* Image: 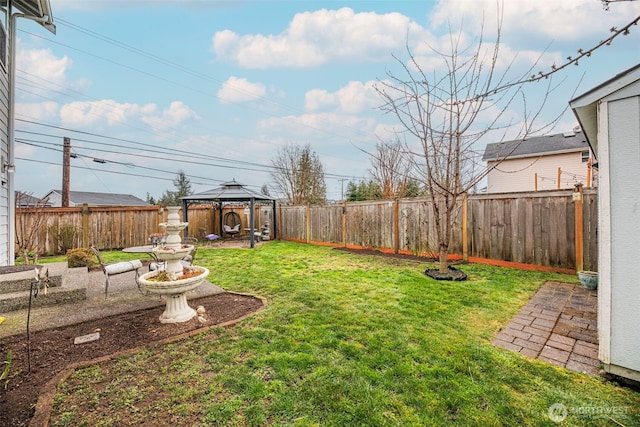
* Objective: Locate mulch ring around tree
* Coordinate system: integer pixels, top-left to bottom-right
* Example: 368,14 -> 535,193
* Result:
0,292 -> 265,427
424,266 -> 468,281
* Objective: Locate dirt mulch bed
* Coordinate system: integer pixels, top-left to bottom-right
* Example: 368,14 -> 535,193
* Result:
0,292 -> 265,427
333,247 -> 436,262
333,247 -> 468,265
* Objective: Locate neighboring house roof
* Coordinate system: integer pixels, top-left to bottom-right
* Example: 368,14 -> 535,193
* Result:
43,190 -> 150,207
570,63 -> 640,157
482,130 -> 589,162
15,191 -> 51,207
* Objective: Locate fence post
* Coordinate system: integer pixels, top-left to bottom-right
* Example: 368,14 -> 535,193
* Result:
393,198 -> 399,254
81,203 -> 90,248
277,203 -> 282,240
462,193 -> 468,262
574,183 -> 584,272
342,200 -> 347,248
306,203 -> 311,244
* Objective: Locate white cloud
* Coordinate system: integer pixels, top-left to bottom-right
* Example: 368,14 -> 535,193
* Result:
373,123 -> 405,141
217,76 -> 267,104
258,112 -> 376,141
15,101 -> 59,121
411,39 -> 562,77
16,43 -> 92,104
429,0 -> 640,42
142,101 -> 201,131
60,99 -> 146,126
305,80 -> 380,114
59,99 -> 199,131
14,141 -> 37,159
17,46 -> 71,87
212,7 -> 429,69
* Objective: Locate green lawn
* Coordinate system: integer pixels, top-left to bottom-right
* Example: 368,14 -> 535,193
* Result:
50,241 -> 640,426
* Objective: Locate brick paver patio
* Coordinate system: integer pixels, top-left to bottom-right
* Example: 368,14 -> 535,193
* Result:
492,281 -> 599,375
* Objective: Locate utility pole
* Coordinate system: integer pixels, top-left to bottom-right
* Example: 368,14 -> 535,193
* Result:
62,137 -> 70,207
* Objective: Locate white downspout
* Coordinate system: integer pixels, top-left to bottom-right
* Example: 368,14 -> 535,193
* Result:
7,11 -> 25,265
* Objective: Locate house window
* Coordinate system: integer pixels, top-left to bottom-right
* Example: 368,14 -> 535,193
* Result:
581,150 -> 590,163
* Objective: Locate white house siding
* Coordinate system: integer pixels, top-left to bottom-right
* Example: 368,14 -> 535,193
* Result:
486,151 -> 593,193
0,58 -> 8,266
607,94 -> 640,378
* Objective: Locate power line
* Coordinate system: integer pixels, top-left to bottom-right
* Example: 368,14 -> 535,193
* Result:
15,123 -> 366,180
17,136 -> 359,199
16,157 -> 186,183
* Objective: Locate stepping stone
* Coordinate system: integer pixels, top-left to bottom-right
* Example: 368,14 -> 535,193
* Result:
74,332 -> 100,345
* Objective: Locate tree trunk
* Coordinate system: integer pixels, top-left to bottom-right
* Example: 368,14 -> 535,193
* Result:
439,243 -> 448,274
21,249 -> 31,265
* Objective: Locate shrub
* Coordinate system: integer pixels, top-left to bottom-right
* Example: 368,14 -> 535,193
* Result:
48,224 -> 78,255
67,248 -> 96,268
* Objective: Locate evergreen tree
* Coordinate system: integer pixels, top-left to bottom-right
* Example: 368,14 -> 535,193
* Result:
157,170 -> 192,206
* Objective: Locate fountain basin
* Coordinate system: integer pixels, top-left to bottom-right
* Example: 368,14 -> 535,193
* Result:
152,245 -> 193,265
138,266 -> 210,323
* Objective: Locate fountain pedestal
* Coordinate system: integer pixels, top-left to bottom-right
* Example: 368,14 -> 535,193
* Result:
137,206 -> 210,323
162,294 -> 197,323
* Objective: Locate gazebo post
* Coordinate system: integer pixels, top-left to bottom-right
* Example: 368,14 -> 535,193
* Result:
249,198 -> 255,248
218,202 -> 223,239
181,199 -> 189,237
271,199 -> 277,240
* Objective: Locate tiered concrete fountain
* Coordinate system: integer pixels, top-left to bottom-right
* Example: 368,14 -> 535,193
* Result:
137,206 -> 210,323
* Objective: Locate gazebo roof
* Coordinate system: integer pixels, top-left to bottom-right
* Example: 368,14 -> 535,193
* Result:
181,179 -> 274,203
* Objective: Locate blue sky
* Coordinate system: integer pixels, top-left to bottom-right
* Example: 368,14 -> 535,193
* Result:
11,0 -> 640,202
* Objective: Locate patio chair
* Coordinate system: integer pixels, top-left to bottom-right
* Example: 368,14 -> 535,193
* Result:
91,246 -> 143,298
223,224 -> 241,239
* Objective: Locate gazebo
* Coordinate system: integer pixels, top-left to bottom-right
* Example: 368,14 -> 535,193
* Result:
180,180 -> 276,248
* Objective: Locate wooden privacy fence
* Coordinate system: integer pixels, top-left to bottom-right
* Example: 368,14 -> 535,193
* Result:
278,188 -> 598,273
15,204 -> 259,255
17,189 -> 597,272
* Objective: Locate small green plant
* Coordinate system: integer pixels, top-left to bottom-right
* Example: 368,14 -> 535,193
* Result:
66,248 -> 96,268
1,350 -> 12,389
48,224 -> 78,255
153,271 -> 169,282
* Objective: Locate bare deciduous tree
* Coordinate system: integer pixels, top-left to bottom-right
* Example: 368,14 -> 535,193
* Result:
15,193 -> 50,264
271,143 -> 327,205
368,137 -> 413,199
376,16 -> 558,275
